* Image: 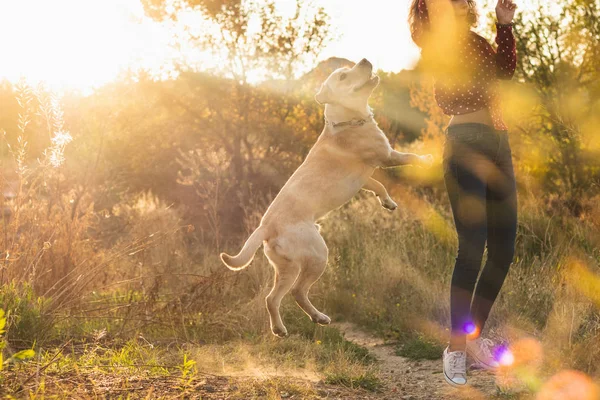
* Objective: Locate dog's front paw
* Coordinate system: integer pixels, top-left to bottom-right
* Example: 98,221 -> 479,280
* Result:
271,325 -> 288,338
381,197 -> 398,211
419,154 -> 434,167
311,313 -> 331,326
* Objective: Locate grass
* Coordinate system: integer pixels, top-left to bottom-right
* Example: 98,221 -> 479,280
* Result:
0,308 -> 382,396
231,378 -> 320,399
323,371 -> 382,392
2,189 -> 600,397
2,188 -> 600,397
396,334 -> 444,361
1,82 -> 600,398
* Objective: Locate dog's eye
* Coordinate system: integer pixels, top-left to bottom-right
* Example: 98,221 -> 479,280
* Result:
339,73 -> 347,81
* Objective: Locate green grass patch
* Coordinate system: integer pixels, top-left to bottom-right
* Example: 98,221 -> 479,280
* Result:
396,334 -> 444,360
324,371 -> 381,392
280,305 -> 377,366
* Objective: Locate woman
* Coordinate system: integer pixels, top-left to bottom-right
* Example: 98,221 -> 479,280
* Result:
408,0 -> 518,387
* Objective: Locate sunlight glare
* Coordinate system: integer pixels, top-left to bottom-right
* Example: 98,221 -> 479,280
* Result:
0,0 -> 176,93
0,0 -> 558,93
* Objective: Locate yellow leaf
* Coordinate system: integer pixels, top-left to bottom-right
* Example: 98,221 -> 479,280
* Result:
13,349 -> 35,361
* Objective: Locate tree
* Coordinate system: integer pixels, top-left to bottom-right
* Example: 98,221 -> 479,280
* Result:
505,0 -> 600,210
139,0 -> 333,234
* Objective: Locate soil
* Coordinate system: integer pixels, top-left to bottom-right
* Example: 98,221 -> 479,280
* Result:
334,322 -> 502,400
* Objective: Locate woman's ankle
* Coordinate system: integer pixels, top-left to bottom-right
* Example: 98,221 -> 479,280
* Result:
448,334 -> 467,352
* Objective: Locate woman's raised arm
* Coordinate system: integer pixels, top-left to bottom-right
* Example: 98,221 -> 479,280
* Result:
494,0 -> 518,79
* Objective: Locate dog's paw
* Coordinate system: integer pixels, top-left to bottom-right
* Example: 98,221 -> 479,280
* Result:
271,325 -> 288,338
311,313 -> 331,326
381,198 -> 398,211
419,154 -> 434,167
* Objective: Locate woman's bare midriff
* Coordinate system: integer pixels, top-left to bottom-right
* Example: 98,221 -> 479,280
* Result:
448,108 -> 495,128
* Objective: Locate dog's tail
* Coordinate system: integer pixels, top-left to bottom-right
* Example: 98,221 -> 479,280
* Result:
220,227 -> 267,271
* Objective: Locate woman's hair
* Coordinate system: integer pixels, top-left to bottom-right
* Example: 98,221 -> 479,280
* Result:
408,0 -> 479,47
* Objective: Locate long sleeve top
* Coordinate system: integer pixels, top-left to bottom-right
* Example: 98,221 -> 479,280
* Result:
430,24 -> 517,130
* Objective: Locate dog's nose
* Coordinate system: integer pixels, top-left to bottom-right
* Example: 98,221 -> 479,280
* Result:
359,58 -> 372,68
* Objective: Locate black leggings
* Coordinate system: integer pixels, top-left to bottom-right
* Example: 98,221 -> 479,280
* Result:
442,123 -> 517,337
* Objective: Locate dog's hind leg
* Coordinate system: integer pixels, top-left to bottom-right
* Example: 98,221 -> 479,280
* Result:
291,232 -> 331,326
264,246 -> 300,337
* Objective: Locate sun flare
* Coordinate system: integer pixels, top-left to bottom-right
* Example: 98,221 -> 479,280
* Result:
0,0 -> 425,93
0,0 -> 543,93
0,0 -> 175,92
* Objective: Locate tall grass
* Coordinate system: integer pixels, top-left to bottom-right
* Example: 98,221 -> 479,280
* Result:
1,81 -> 599,398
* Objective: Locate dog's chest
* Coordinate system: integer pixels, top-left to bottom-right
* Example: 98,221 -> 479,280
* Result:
332,130 -> 367,151
327,127 -> 388,164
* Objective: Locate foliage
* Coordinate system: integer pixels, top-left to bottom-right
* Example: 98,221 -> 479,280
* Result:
0,309 -> 35,371
502,0 -> 600,211
142,0 -> 332,82
177,353 -> 197,389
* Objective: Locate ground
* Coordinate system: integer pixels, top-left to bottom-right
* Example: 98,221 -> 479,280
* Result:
334,322 -> 516,400
2,322 -> 534,399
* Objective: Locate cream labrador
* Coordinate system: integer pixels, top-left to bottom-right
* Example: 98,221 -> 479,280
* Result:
220,58 -> 433,337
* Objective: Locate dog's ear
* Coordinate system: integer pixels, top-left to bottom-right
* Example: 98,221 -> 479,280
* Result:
315,84 -> 332,105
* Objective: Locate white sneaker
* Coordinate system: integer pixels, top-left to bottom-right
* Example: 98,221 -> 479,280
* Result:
466,337 -> 500,370
443,347 -> 467,387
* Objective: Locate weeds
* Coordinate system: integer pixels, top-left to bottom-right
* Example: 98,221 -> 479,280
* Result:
177,354 -> 197,390
324,371 -> 381,392
396,334 -> 444,361
0,309 -> 35,370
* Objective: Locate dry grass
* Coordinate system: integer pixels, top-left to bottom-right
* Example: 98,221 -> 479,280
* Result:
1,80 -> 600,398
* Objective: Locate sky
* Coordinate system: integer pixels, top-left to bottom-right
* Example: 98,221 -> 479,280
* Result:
310,0 -> 422,73
0,0 -> 532,93
0,0 -> 176,91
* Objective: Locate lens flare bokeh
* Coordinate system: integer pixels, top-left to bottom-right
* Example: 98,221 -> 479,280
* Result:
537,370 -> 600,400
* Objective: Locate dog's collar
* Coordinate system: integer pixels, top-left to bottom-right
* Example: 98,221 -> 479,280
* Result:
326,112 -> 374,129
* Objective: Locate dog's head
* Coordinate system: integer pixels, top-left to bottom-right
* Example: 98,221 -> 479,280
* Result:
315,58 -> 379,110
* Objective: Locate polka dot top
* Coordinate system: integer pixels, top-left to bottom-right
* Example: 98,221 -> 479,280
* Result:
428,25 -> 517,131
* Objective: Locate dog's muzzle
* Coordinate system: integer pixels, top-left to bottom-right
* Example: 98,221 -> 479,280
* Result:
354,75 -> 379,92
353,59 -> 377,91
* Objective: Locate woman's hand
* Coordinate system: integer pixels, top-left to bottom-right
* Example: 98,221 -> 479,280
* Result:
496,0 -> 517,24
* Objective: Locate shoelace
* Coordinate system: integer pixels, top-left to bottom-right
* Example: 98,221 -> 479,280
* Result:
447,351 -> 466,374
474,338 -> 494,359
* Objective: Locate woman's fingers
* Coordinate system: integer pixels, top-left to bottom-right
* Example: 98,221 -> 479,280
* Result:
498,0 -> 517,11
496,0 -> 517,24
499,0 -> 517,9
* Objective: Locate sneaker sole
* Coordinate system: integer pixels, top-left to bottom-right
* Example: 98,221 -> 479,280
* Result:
443,370 -> 467,388
466,350 -> 498,371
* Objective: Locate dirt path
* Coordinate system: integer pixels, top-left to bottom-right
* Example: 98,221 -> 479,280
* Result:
334,322 -> 500,400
